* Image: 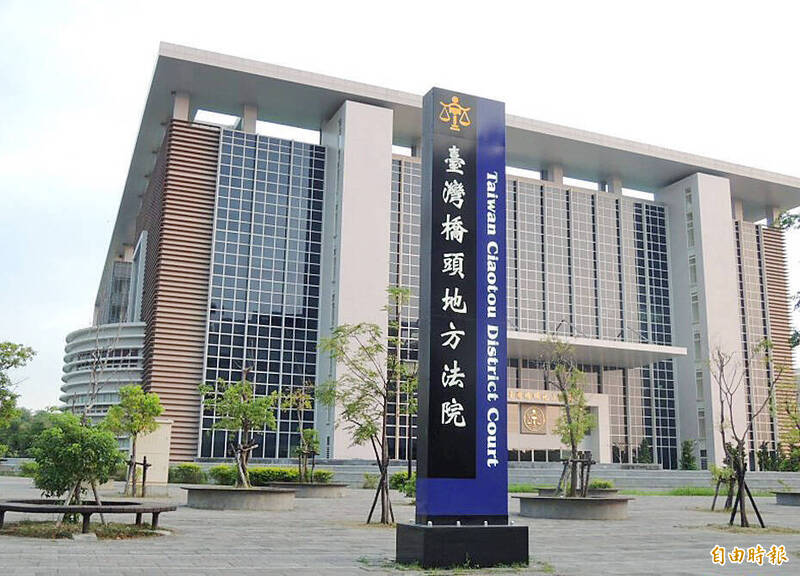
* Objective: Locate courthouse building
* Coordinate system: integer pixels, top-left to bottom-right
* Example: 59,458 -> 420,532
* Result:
64,43 -> 800,469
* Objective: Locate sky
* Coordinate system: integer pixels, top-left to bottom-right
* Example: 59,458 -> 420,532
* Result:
1,0 -> 799,410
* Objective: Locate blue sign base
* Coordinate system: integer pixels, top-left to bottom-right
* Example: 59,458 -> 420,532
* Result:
396,523 -> 529,568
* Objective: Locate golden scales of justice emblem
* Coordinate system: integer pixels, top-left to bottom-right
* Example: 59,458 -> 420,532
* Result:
522,405 -> 547,434
439,95 -> 471,132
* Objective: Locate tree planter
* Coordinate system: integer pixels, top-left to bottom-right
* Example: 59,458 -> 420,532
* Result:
773,492 -> 800,506
513,495 -> 631,520
181,485 -> 295,511
537,487 -> 619,498
266,482 -> 348,498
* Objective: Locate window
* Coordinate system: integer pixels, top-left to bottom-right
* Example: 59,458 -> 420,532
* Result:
698,408 -> 706,437
693,331 -> 702,358
691,292 -> 700,325
688,254 -> 697,285
695,369 -> 704,402
686,212 -> 695,249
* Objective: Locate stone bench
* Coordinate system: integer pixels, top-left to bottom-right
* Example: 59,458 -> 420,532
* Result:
773,491 -> 800,506
0,499 -> 177,533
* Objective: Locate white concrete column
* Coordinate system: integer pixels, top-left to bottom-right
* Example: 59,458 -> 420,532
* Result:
766,206 -> 781,225
241,104 -> 257,134
660,173 -> 745,467
733,199 -> 744,221
600,176 -> 622,195
172,91 -> 190,121
542,164 -> 564,185
411,137 -> 423,158
318,100 -> 394,459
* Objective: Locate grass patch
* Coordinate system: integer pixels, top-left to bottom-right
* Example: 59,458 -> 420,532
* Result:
0,520 -> 164,540
508,484 -> 554,493
695,523 -> 800,535
619,486 -> 772,497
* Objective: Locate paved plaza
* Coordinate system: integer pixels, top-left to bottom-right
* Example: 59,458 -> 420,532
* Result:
1,476 -> 799,575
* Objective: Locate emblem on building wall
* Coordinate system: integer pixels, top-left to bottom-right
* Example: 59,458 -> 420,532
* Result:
439,96 -> 471,132
521,405 -> 547,435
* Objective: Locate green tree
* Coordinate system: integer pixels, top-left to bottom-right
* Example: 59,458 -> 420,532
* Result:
0,342 -> 35,457
31,412 -> 123,505
0,342 -> 35,427
540,338 -> 596,497
279,382 -> 318,483
199,369 -> 278,488
386,286 -> 418,481
637,438 -> 653,464
710,340 -> 784,527
103,385 -> 164,496
680,439 -> 698,470
0,407 -> 59,457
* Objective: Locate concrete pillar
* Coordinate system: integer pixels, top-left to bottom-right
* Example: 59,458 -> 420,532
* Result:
660,173 -> 744,467
411,137 -> 423,158
766,206 -> 781,226
172,91 -> 190,121
600,176 -> 622,195
733,199 -> 744,221
242,104 -> 257,134
542,164 -> 564,185
318,100 -> 394,459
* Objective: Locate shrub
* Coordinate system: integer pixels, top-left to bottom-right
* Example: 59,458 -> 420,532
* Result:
19,460 -> 38,477
209,464 -> 237,485
363,473 -> 379,489
778,447 -> 800,472
168,463 -> 207,484
401,472 -> 416,498
389,471 -> 411,490
588,478 -> 613,490
208,464 -> 332,486
249,467 -> 294,485
588,478 -> 614,490
312,469 -> 333,484
249,466 -> 333,485
710,464 -> 734,484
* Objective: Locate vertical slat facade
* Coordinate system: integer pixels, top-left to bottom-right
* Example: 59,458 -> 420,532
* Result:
761,227 -> 797,447
137,119 -> 220,462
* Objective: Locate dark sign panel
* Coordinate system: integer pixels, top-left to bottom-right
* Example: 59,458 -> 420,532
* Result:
417,88 -> 508,524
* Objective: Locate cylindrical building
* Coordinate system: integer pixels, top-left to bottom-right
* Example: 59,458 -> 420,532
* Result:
60,322 -> 145,423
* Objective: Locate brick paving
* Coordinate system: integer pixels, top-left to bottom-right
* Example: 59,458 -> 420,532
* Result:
1,476 -> 799,575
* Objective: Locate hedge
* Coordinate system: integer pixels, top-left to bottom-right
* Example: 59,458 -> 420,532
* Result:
401,472 -> 416,497
389,471 -> 412,490
208,465 -> 332,485
209,464 -> 238,485
168,463 -> 208,484
588,478 -> 614,490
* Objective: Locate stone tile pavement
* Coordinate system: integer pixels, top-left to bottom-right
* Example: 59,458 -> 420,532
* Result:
1,476 -> 799,575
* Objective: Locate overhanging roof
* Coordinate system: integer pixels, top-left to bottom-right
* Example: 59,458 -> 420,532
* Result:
99,42 -> 800,302
508,331 -> 687,369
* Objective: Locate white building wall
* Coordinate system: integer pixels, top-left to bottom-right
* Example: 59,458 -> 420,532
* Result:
659,173 -> 745,466
318,101 -> 393,459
